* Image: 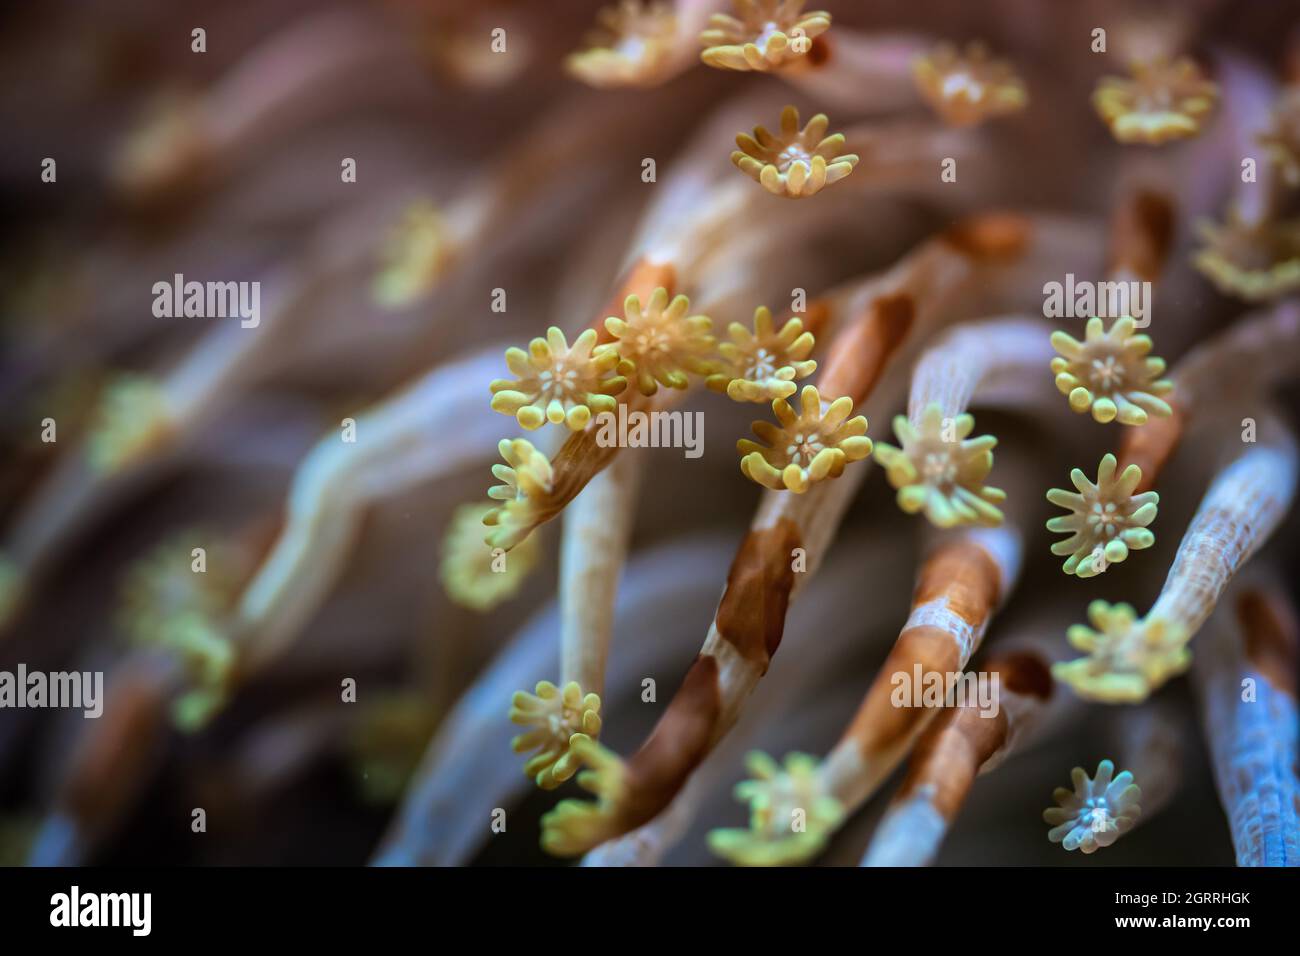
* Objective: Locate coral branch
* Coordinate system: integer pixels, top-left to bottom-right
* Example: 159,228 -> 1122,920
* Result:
712,528 -> 1021,865
862,647 -> 1055,866
1193,584 -> 1300,865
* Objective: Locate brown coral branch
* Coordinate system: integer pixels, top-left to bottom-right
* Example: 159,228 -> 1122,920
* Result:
861,645 -> 1056,866
1118,299 -> 1300,492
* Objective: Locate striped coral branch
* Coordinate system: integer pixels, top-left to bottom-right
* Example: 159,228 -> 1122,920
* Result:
861,645 -> 1057,867
709,523 -> 1021,865
1192,583 -> 1300,866
582,534 -> 905,865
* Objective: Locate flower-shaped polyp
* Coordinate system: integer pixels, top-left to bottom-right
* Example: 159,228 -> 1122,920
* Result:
708,751 -> 843,866
440,503 -> 540,611
700,0 -> 830,72
483,438 -> 554,551
707,306 -> 817,402
873,403 -> 1005,528
1093,57 -> 1218,145
539,736 -> 629,856
1260,87 -> 1300,187
912,42 -> 1028,127
119,534 -> 241,730
1053,601 -> 1189,703
738,385 -> 871,493
87,374 -> 172,474
600,287 -> 717,395
1044,760 -> 1142,853
732,106 -> 858,199
490,327 -> 627,431
1193,212 -> 1300,302
509,680 -> 603,790
1046,454 -> 1159,577
372,201 -> 454,307
566,1 -> 678,88
1051,317 -> 1173,425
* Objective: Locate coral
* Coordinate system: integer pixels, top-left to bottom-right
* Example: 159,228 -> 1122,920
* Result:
1051,316 -> 1173,425
86,374 -> 172,474
599,287 -> 717,395
539,736 -> 628,854
1259,86 -> 1300,187
0,556 -> 20,628
738,385 -> 871,493
700,0 -> 830,72
439,503 -> 540,611
372,201 -> 454,307
111,94 -> 207,197
509,680 -> 602,790
566,1 -> 678,88
708,751 -> 843,866
1093,57 -> 1218,145
731,106 -> 858,198
1054,601 -> 1189,703
1046,454 -> 1159,577
1193,213 -> 1300,302
1044,759 -> 1142,853
707,305 -> 817,401
489,327 -> 627,431
118,534 -> 241,730
873,403 -> 1005,527
912,42 -> 1028,127
483,438 -> 554,551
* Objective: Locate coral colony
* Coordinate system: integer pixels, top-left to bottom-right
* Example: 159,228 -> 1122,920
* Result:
3,0 -> 1300,870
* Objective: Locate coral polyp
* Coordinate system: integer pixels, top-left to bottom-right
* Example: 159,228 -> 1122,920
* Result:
490,327 -> 627,431
1046,454 -> 1158,577
700,0 -> 831,72
731,106 -> 859,198
873,404 -> 1005,528
738,385 -> 871,492
1051,317 -> 1173,425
